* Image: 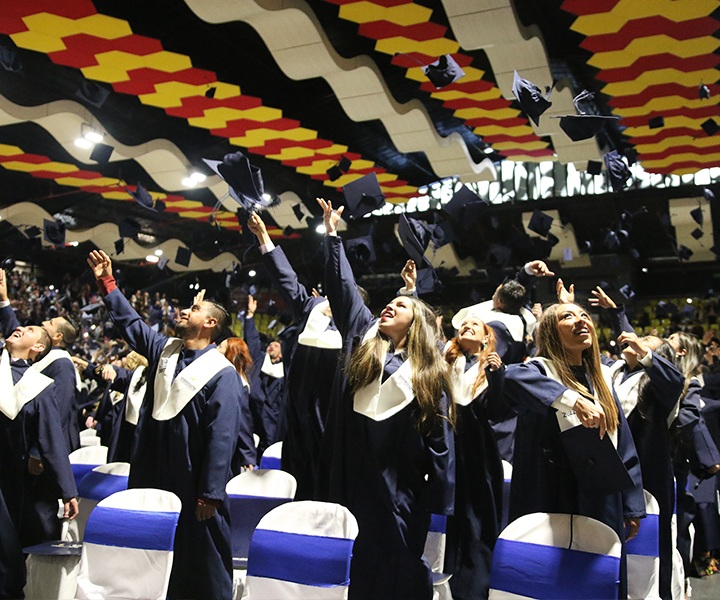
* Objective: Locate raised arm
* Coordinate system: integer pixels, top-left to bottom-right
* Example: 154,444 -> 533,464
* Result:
0,269 -> 21,337
243,294 -> 265,364
317,198 -> 374,339
589,286 -> 634,337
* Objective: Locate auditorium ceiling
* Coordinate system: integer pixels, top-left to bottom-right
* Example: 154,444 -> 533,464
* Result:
0,0 -> 718,298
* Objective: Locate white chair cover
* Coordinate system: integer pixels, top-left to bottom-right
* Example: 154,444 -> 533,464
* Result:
227,469 -> 297,599
75,488 -> 181,600
68,446 -> 108,486
501,460 -> 512,530
259,442 -> 282,470
489,512 -> 622,600
626,490 -> 661,600
242,500 -> 358,600
424,513 -> 452,600
79,429 -> 100,447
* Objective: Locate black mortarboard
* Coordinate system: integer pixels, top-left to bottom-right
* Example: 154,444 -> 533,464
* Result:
118,218 -> 141,238
677,245 -> 693,261
710,244 -> 720,258
291,203 -> 305,222
338,155 -> 352,172
528,209 -> 553,237
604,150 -> 632,192
547,232 -> 560,247
158,256 -> 169,270
205,151 -> 269,212
512,70 -> 552,126
619,284 -> 635,299
89,142 -> 113,163
586,160 -> 602,175
175,246 -> 192,267
0,46 -> 21,73
341,172 -> 386,220
415,266 -> 441,296
345,234 -> 376,265
623,148 -> 638,165
604,230 -> 621,250
554,90 -> 619,142
283,225 -> 295,236
560,425 -> 634,495
648,116 -> 664,129
75,80 -> 110,108
114,238 -> 124,255
1,257 -> 15,271
629,247 -> 640,260
699,83 -> 711,99
690,206 -> 704,226
25,225 -> 41,238
578,240 -> 592,254
398,214 -> 429,266
423,54 -> 465,89
487,243 -> 512,267
701,118 -> 719,136
326,165 -> 342,181
691,227 -> 704,240
429,219 -> 455,249
205,86 -> 216,99
443,185 -> 487,228
704,188 -> 715,201
43,219 -> 65,245
128,183 -> 156,210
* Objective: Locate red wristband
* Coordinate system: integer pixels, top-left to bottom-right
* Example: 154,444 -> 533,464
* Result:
97,275 -> 117,296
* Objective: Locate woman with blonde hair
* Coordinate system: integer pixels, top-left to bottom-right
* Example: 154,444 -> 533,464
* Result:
444,313 -> 504,600
503,299 -> 645,598
317,198 -> 455,600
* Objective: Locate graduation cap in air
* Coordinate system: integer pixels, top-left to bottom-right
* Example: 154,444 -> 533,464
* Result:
586,160 -> 603,176
423,55 -> 465,89
443,185 -> 487,228
128,183 -> 163,212
118,218 -> 141,239
553,90 -> 619,142
428,218 -> 455,250
0,46 -> 22,73
701,118 -> 719,136
204,151 -> 271,212
89,142 -> 113,163
341,172 -> 386,220
512,70 -> 553,126
690,206 -> 704,226
157,256 -> 169,270
1,257 -> 15,271
699,83 -> 711,100
619,284 -> 634,300
114,238 -> 124,255
604,150 -> 632,192
528,209 -> 553,237
398,214 -> 430,266
75,80 -> 110,108
677,245 -> 693,261
25,225 -> 41,239
43,219 -> 66,245
175,246 -> 192,267
486,243 -> 512,267
415,266 -> 441,296
648,116 -> 664,129
704,188 -> 715,201
326,155 -> 352,181
345,233 -> 377,266
691,228 -> 704,240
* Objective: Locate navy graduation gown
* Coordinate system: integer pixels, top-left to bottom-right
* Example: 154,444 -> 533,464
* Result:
322,235 -> 455,600
445,359 -> 504,600
0,484 -> 24,599
261,245 -> 340,499
244,314 -> 285,456
103,288 -> 248,600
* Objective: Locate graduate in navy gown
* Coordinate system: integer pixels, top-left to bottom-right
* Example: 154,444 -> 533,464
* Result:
247,211 -> 342,499
244,296 -> 285,458
444,314 -> 504,600
0,298 -> 78,597
87,250 -> 252,600
317,198 -> 455,600
503,300 -> 646,598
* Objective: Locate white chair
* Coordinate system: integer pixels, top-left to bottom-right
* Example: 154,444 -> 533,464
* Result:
501,460 -> 512,530
227,469 -> 297,599
259,442 -> 282,470
423,513 -> 452,600
75,488 -> 181,600
489,512 -> 622,600
68,446 -> 108,487
626,490 -> 661,600
242,500 -> 358,599
79,429 -> 101,447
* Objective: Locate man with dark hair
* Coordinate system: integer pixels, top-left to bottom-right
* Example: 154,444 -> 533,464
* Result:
493,279 -> 528,315
87,249 -> 252,600
0,315 -> 78,597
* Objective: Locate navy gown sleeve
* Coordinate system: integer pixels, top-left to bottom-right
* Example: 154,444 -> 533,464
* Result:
503,361 -> 569,414
103,289 -> 168,362
198,370 -> 243,501
243,315 -> 264,365
109,366 -> 133,392
606,305 -> 634,338
680,381 -> 720,471
324,235 -> 374,339
645,353 -> 685,417
421,394 -> 455,515
262,246 -> 317,320
0,304 -> 20,338
234,382 -> 256,468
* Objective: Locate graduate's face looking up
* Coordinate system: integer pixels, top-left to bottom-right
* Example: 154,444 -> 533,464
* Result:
379,297 -> 414,340
555,304 -> 594,356
5,326 -> 48,359
176,302 -> 217,339
457,316 -> 489,349
266,341 -> 282,361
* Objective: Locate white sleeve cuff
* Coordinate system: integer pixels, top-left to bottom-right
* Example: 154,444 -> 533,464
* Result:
259,241 -> 276,254
551,389 -> 582,413
0,300 -> 10,309
398,286 -> 416,296
638,349 -> 654,368
523,262 -> 534,276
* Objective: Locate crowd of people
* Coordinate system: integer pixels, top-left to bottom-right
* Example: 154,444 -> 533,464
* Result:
0,199 -> 720,600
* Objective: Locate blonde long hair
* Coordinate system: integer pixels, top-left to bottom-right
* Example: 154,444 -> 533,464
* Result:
444,319 -> 496,398
345,297 -> 454,433
536,303 -> 619,433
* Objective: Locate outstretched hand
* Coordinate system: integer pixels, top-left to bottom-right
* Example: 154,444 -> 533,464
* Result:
0,269 -> 7,302
87,250 -> 113,279
316,197 -> 344,235
400,260 -> 417,290
556,278 -> 575,304
527,260 -> 555,277
247,294 -> 257,317
247,212 -> 271,246
617,331 -> 649,359
192,288 -> 206,307
589,286 -> 617,310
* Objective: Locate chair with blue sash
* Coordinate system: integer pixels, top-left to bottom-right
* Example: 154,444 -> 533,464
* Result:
501,460 -> 512,530
259,441 -> 282,470
79,428 -> 101,447
74,488 -> 181,600
227,469 -> 297,599
242,500 -> 358,599
424,513 -> 452,599
626,490 -> 660,600
68,446 -> 108,488
488,512 -> 622,600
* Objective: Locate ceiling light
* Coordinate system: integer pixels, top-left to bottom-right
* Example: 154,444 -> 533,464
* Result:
262,193 -> 272,202
248,269 -> 257,277
190,171 -> 206,183
74,137 -> 93,149
84,130 -> 104,144
315,224 -> 326,234
154,249 -> 163,256
181,176 -> 197,187
483,146 -> 494,154
146,255 -> 160,263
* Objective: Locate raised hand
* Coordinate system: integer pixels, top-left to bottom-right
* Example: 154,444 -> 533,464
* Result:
192,288 -> 206,307
316,197 -> 344,235
617,331 -> 649,359
573,396 -> 607,439
589,286 -> 617,310
247,294 -> 257,318
87,250 -> 113,279
0,269 -> 7,302
527,260 -> 555,277
556,278 -> 575,304
400,259 -> 417,290
486,351 -> 503,371
247,212 -> 271,246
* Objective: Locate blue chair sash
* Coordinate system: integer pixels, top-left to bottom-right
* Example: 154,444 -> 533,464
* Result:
626,513 -> 659,557
429,513 -> 446,534
259,455 -> 281,470
72,463 -> 99,485
247,529 -> 353,587
84,506 -> 178,551
490,538 -> 620,600
77,472 -> 129,501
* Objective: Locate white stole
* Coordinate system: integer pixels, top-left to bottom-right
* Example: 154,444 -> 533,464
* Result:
609,359 -> 643,418
450,355 -> 487,406
532,356 -> 618,448
152,340 -> 233,421
32,347 -> 82,390
109,390 -> 124,406
297,300 -> 342,350
352,321 -> 416,421
125,366 -> 147,426
452,300 -> 536,342
260,353 -> 284,379
0,349 -> 54,420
